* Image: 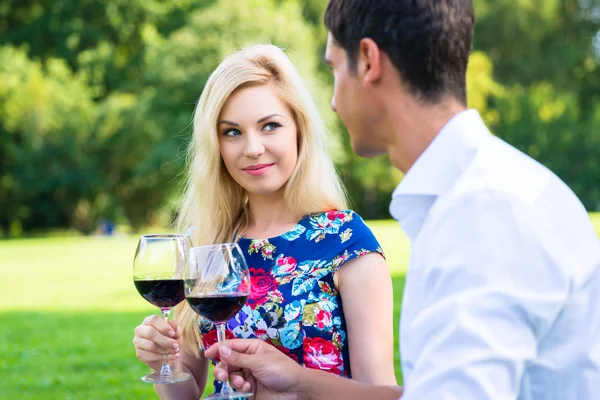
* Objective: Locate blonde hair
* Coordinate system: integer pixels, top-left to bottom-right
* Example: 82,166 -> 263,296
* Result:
174,44 -> 347,355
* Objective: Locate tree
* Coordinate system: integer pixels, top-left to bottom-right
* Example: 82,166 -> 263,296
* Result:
0,45 -> 98,234
122,0 -> 338,225
473,0 -> 600,209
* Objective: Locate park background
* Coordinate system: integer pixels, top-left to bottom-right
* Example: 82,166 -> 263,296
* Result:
1,0 -> 599,398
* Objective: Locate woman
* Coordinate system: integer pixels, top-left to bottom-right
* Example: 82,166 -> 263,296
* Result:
132,44 -> 396,399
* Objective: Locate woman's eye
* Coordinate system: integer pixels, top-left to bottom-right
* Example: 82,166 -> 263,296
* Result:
263,122 -> 281,132
223,129 -> 241,136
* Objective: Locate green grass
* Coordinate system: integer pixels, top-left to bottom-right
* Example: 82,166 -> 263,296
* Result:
590,212 -> 600,236
2,214 -> 598,399
0,311 -> 156,399
0,220 -> 409,399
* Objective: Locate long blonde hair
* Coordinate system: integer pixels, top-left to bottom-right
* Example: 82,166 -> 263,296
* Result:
175,44 -> 347,355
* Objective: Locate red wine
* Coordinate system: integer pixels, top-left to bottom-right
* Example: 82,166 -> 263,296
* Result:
186,294 -> 248,322
134,279 -> 185,309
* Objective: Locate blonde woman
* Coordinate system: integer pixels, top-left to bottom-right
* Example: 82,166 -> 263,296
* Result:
132,44 -> 396,399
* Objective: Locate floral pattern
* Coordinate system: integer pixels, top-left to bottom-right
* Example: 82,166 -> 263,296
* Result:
248,239 -> 276,260
247,267 -> 279,307
199,210 -> 384,392
303,336 -> 344,375
200,327 -> 235,363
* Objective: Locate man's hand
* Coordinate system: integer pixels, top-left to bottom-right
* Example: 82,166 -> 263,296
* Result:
206,338 -> 403,400
205,339 -> 304,400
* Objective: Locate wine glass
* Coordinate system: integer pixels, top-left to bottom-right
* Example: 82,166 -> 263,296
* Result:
133,234 -> 192,384
184,243 -> 252,399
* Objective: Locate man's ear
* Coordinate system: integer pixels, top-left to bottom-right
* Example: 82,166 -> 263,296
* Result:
357,38 -> 384,87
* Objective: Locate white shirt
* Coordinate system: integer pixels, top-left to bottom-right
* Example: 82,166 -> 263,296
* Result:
390,109 -> 600,400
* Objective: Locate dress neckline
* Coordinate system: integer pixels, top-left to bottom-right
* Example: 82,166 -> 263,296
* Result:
238,214 -> 311,242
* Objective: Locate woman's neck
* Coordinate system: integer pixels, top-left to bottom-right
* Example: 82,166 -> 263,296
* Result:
244,192 -> 300,239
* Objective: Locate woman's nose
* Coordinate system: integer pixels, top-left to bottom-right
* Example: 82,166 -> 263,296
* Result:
243,134 -> 265,159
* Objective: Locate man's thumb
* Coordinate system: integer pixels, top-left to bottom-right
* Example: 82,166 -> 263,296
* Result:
220,344 -> 254,369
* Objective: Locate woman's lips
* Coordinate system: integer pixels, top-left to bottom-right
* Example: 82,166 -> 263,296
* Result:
242,163 -> 275,176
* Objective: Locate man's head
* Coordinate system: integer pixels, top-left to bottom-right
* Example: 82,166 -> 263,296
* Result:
324,0 -> 474,157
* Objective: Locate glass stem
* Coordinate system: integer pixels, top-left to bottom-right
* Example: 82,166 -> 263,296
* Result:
217,323 -> 234,395
160,308 -> 173,376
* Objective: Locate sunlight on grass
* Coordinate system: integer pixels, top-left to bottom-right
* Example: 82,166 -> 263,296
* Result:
367,220 -> 411,276
1,235 -> 154,312
0,221 -> 410,312
590,212 -> 600,236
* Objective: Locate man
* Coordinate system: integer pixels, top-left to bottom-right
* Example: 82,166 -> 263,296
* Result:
206,0 -> 600,398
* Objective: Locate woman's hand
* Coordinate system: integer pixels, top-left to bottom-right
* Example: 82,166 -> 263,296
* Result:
132,315 -> 182,371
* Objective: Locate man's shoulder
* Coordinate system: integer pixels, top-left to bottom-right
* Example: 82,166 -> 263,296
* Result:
426,138 -> 599,283
447,135 -> 580,215
425,134 -> 591,244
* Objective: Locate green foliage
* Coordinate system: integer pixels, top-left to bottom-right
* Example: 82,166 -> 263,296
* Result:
0,0 -> 599,235
0,45 -> 99,234
473,0 -> 597,89
493,82 -> 600,208
471,0 -> 600,209
126,0 -> 337,225
140,0 -> 333,137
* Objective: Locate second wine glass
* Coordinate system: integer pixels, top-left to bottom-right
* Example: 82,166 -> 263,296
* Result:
184,243 -> 253,399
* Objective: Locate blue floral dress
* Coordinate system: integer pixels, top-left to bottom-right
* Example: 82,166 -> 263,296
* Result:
199,210 -> 384,392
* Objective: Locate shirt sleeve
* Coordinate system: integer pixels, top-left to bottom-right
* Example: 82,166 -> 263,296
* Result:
331,210 -> 385,276
401,192 -> 570,400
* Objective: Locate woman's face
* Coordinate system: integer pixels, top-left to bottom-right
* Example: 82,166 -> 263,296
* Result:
218,83 -> 299,198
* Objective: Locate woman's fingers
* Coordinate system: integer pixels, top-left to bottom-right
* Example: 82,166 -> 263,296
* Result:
134,323 -> 180,353
135,348 -> 180,370
168,319 -> 183,340
133,315 -> 182,370
134,337 -> 179,356
143,315 -> 177,338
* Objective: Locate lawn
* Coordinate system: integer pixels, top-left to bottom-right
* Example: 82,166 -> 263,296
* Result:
0,220 -> 410,399
1,214 -> 598,399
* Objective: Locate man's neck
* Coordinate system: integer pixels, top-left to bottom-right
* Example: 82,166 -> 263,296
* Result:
385,96 -> 466,173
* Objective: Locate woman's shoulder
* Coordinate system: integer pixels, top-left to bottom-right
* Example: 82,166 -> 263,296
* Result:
306,209 -> 357,219
301,209 -> 384,268
305,209 -> 367,226
299,209 -> 376,243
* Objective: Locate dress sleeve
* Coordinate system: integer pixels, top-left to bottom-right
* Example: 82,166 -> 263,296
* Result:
330,210 -> 385,276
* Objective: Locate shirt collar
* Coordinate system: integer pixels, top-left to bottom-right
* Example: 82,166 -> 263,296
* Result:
389,109 -> 490,240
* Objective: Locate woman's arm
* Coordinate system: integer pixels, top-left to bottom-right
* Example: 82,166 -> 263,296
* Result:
154,351 -> 209,400
334,253 -> 397,385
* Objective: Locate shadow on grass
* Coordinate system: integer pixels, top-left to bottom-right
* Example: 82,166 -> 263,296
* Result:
0,311 -> 173,399
1,275 -> 406,399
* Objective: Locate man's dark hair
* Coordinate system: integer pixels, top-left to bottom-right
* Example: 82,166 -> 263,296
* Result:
324,0 -> 474,105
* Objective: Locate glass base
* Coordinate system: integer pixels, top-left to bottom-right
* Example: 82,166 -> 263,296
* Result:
204,391 -> 254,399
141,371 -> 191,384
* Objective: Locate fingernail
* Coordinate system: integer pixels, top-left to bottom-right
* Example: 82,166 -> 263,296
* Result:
216,371 -> 226,381
176,352 -> 180,358
168,330 -> 175,337
220,344 -> 231,357
172,343 -> 179,350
